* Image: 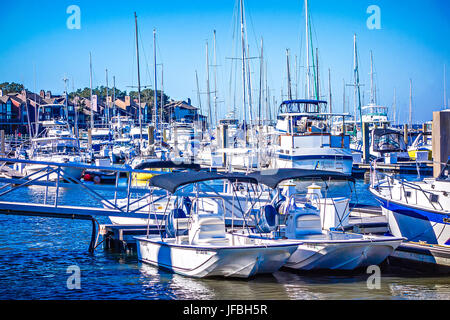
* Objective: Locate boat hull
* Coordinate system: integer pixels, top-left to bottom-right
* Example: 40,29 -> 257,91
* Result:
136,236 -> 297,278
373,195 -> 450,246
274,149 -> 353,175
284,236 -> 403,271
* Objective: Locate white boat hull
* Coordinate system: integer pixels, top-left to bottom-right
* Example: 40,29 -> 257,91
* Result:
274,148 -> 353,175
379,200 -> 450,247
285,236 -> 403,271
136,235 -> 298,278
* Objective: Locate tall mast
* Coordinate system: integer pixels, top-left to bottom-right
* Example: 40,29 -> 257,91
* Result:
105,68 -> 109,124
89,52 -> 94,129
352,34 -> 362,124
195,70 -> 202,118
153,29 -> 158,136
240,0 -> 247,125
246,43 -> 254,125
258,38 -> 264,125
295,55 -> 298,99
315,48 -> 320,100
286,49 -> 292,100
63,75 -> 69,121
33,64 -> 38,137
370,50 -> 375,104
206,41 -> 212,129
72,78 -> 79,147
343,78 -> 346,113
409,79 -> 413,127
134,12 -> 143,142
305,0 -> 310,99
113,76 -> 116,118
328,69 -> 332,113
393,87 -> 397,125
160,64 -> 164,124
213,30 -> 218,126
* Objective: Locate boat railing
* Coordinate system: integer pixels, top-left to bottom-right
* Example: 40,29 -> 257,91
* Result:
369,159 -> 444,211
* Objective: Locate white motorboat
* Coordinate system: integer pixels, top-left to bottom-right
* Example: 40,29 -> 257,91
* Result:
370,159 -> 450,247
15,120 -> 88,181
103,161 -> 270,226
271,100 -> 353,175
235,169 -> 405,271
369,128 -> 410,162
134,171 -> 299,278
111,138 -> 136,163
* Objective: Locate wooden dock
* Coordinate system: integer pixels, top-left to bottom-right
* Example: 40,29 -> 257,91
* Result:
388,242 -> 450,273
352,161 -> 434,177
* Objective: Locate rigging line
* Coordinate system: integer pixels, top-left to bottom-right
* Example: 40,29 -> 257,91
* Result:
137,27 -> 153,90
245,3 -> 261,54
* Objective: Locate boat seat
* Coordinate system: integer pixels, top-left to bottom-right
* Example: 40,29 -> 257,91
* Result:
285,209 -> 323,239
189,214 -> 228,245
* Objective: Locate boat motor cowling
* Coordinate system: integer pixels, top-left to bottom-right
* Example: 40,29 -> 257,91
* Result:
165,208 -> 187,238
255,205 -> 278,233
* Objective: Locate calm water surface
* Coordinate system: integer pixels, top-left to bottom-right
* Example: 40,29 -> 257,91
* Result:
0,178 -> 449,300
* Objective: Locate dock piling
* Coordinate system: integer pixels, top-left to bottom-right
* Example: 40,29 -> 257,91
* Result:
432,110 -> 450,177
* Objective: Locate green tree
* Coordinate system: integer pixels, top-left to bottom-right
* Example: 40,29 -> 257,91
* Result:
0,82 -> 25,94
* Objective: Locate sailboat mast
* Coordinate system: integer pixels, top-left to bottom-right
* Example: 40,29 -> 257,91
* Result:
105,68 -> 109,124
258,38 -> 264,126
160,64 -> 164,124
195,70 -> 202,119
393,87 -> 397,125
240,0 -> 247,126
343,79 -> 346,114
134,12 -> 143,142
328,69 -> 332,113
286,49 -> 292,100
89,52 -> 94,130
315,48 -> 320,100
206,41 -> 212,129
370,50 -> 375,105
305,0 -> 310,99
213,30 -> 218,126
409,79 -> 413,128
113,76 -> 116,118
153,29 -> 158,135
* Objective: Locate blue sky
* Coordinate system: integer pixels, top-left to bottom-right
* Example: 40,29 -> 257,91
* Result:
1,0 -> 449,123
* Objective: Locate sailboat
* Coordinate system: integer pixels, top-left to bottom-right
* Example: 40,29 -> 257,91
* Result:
370,159 -> 450,247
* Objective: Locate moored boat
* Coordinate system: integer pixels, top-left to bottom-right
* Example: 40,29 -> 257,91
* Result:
134,171 -> 299,278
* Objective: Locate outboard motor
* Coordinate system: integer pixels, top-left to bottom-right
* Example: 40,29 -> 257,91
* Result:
255,205 -> 278,233
182,197 -> 192,215
165,208 -> 187,238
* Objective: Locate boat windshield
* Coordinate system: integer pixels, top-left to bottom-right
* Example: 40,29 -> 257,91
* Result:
278,100 -> 327,114
373,132 -> 404,152
34,145 -> 80,155
362,105 -> 387,116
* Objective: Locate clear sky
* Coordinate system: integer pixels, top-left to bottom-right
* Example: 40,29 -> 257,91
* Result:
1,0 -> 449,124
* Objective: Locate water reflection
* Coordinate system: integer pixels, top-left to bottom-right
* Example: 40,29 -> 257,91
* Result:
138,263 -> 293,300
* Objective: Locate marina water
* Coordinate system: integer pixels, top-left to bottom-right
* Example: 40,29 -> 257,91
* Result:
0,177 -> 449,300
